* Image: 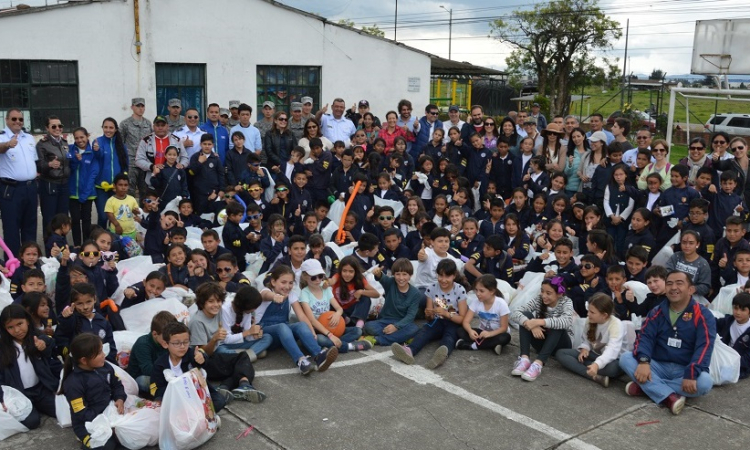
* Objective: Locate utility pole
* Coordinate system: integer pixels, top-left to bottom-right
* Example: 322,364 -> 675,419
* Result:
440,6 -> 453,60
621,18 -> 629,108
394,0 -> 398,41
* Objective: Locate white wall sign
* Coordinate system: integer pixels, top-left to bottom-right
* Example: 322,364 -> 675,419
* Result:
408,77 -> 421,92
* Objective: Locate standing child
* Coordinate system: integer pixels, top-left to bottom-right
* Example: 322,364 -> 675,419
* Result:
68,127 -> 98,247
104,174 -> 140,238
151,145 -> 189,210
510,277 -> 573,381
715,292 -> 750,380
222,202 -> 253,271
188,134 -> 225,215
45,214 -> 71,258
455,275 -> 511,354
603,164 -> 635,256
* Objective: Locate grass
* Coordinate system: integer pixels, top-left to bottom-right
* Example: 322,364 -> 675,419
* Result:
670,144 -> 687,164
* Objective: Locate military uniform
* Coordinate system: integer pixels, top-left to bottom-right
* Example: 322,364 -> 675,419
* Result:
120,115 -> 152,197
0,126 -> 38,256
254,119 -> 273,140
167,115 -> 186,133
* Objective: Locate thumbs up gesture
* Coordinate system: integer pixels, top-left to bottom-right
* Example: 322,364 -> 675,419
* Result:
417,242 -> 427,262
92,138 -> 100,151
719,253 -> 729,268
33,336 -> 46,351
8,134 -> 19,148
51,243 -> 62,258
193,347 -> 205,365
295,204 -> 302,217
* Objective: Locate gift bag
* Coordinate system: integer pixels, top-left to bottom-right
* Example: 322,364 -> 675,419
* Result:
622,281 -> 649,304
0,386 -> 32,440
712,284 -> 741,316
651,231 -> 681,268
113,256 -> 162,303
105,396 -> 160,450
108,361 -> 139,396
85,413 -> 113,448
120,298 -> 190,334
159,368 -> 219,450
55,393 -> 72,428
710,335 -> 741,386
0,272 -> 12,313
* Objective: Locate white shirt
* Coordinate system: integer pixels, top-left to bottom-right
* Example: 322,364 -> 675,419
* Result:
516,124 -> 527,138
414,247 -> 462,288
14,342 -> 40,389
0,127 -> 38,181
443,120 -> 466,143
731,320 -> 750,346
320,114 -> 356,148
173,126 -> 206,158
169,357 -> 184,376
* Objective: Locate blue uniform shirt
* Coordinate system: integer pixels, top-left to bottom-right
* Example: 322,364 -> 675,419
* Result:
0,127 -> 38,181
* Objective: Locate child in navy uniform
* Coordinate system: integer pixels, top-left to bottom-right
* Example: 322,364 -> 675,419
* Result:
625,246 -> 649,283
44,213 -> 71,257
682,199 -> 716,262
705,170 -> 748,231
188,134 -> 225,215
622,208 -> 655,262
151,145 -> 189,210
715,292 -> 750,380
306,234 -> 341,277
55,283 -> 118,363
222,202 -> 253,271
382,228 -> 411,272
160,243 -> 191,289
464,235 -> 513,285
178,199 -> 211,229
121,271 -> 168,309
454,217 -> 485,259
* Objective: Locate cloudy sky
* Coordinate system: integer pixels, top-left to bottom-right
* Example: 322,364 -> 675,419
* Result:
279,0 -> 750,77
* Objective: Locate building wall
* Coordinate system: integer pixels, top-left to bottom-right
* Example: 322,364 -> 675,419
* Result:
0,0 -> 430,131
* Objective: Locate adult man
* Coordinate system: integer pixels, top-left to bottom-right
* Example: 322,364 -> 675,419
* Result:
316,98 -> 356,148
174,108 -> 206,158
120,97 -> 153,197
461,105 -> 485,142
166,98 -> 185,132
443,105 -> 466,144
623,126 -> 655,167
301,96 -> 315,122
135,115 -> 188,189
586,113 -> 614,144
230,103 -> 263,160
219,108 -> 231,130
530,102 -> 548,130
200,103 -> 230,164
254,101 -> 275,139
523,117 -> 543,152
0,109 -> 38,256
346,99 -> 382,129
619,270 -> 715,415
228,100 -> 241,128
288,102 -> 306,141
413,104 -> 443,160
562,115 -> 580,146
516,110 -> 529,138
397,99 -> 417,153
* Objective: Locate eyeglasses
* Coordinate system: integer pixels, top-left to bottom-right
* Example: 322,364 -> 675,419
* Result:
9,117 -> 23,122
217,267 -> 233,273
168,341 -> 190,347
248,213 -> 262,220
652,148 -> 667,153
309,274 -> 325,281
276,187 -> 289,192
379,216 -> 394,221
732,145 -> 745,152
50,124 -> 63,130
429,111 -> 439,116
484,122 -> 495,126
636,136 -> 650,140
713,140 -> 727,145
81,251 -> 101,258
306,125 -> 318,129
582,263 -> 595,270
186,115 -> 199,119
249,187 -> 263,192
689,146 -> 704,151
277,118 -> 288,122
170,105 -> 180,108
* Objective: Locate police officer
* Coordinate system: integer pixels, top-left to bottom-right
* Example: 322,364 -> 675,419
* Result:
0,109 -> 39,257
135,115 -> 188,190
120,97 -> 153,198
36,115 -> 71,233
166,98 -> 185,133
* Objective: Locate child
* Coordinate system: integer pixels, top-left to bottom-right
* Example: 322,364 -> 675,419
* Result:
625,265 -> 668,318
330,149 -> 358,201
665,231 -> 712,299
151,145 -> 189,211
391,259 -> 468,369
288,172 -> 313,229
567,254 -> 606,317
510,277 -> 574,381
277,146 -> 304,186
375,172 -> 403,202
351,232 -> 383,271
464,235 -> 513,285
415,227 -> 463,289
121,271 -> 168,309
622,208 -> 655,262
625,246 -> 648,283
556,293 -> 628,387
12,268 -> 46,304
159,243 -> 190,289
306,234 -> 341,277
215,254 -> 251,293
217,285 -> 273,361
72,240 -> 119,309
329,256 -> 380,329
706,170 -> 748,232
225,131 -> 254,190
188,249 -> 217,291
382,228 -> 411,273
479,197 -> 506,238
725,250 -> 750,287
299,260 -> 371,354
0,304 -> 60,430
364,205 -> 399,245
5,243 -> 42,297
603,164 -> 634,256
270,235 -> 307,282
142,202 -> 178,264
454,217 -> 485,258
45,213 -> 71,257
259,215 -> 289,273
528,238 -> 578,279
104,173 -> 140,238
503,213 -> 530,264
188,133 -> 225,215
55,283 -> 118,363
587,229 -> 619,269
656,164 -> 700,225
714,216 -> 750,289
305,138 -> 334,203
222,202 -> 253,271
524,155 -> 551,199
604,265 -> 631,321
409,156 -> 436,211
715,292 -> 750,379
361,260 -> 420,346
201,229 -> 232,266
447,205 -> 465,240
532,218 -> 566,255
68,127 -> 98,247
179,198 -> 210,229
239,152 -> 271,192
527,193 -> 548,230
455,275 -> 511,354
243,179 -> 270,217
187,282 -> 265,401
399,197 -> 427,236
21,292 -> 55,336
591,143 -> 624,210
59,333 -> 126,450
682,198 -> 716,261
465,133 -> 492,186
126,310 -> 176,396
429,194 -> 450,227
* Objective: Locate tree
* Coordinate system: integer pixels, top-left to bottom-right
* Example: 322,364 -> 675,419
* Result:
338,19 -> 385,38
649,69 -> 665,80
490,0 -> 622,116
703,75 -> 717,87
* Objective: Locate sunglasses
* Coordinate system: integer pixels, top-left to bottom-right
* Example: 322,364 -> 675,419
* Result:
248,213 -> 262,220
689,146 -> 704,151
713,140 -> 727,145
429,111 -> 439,116
217,267 -> 233,273
636,136 -> 650,140
187,115 -> 199,119
9,117 -> 23,122
306,125 -> 318,129
652,148 -> 667,153
582,263 -> 595,270
49,124 -> 63,130
249,187 -> 263,192
309,274 -> 325,281
732,145 -> 746,152
81,251 -> 101,258
276,187 -> 289,192
484,122 -> 495,126
277,118 -> 288,122
379,216 -> 394,221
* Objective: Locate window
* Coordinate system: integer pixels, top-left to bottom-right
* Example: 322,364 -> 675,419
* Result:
0,60 -> 79,134
727,117 -> 750,129
257,66 -> 321,114
155,63 -> 206,117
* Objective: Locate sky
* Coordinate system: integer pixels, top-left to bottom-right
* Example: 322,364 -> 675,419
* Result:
278,0 -> 750,78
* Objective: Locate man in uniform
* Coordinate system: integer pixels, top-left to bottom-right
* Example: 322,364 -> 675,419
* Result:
228,100 -> 241,128
0,109 -> 38,256
219,108 -> 231,131
200,103 -> 230,165
316,98 -> 356,149
120,97 -> 153,197
174,108 -> 206,158
255,101 -> 275,139
166,98 -> 185,133
289,102 -> 305,140
135,115 -> 188,190
301,96 -> 315,122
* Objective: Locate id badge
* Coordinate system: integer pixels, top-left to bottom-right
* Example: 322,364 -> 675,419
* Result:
668,337 -> 682,348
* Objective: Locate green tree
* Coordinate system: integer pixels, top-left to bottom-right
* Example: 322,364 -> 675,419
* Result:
338,19 -> 385,38
338,19 -> 356,28
490,0 -> 622,115
649,69 -> 665,80
702,75 -> 717,87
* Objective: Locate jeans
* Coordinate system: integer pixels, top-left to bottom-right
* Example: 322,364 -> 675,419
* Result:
0,180 -> 38,257
363,319 -> 419,346
409,319 -> 460,356
316,326 -> 362,353
619,353 -> 714,403
556,348 -> 623,379
69,199 -> 94,246
19,382 -> 57,430
264,322 -> 322,364
456,327 -> 512,350
39,179 -> 69,233
215,334 -> 273,355
342,297 -> 372,322
135,375 -> 150,397
95,188 -> 112,228
208,384 -> 226,413
517,311 -> 572,364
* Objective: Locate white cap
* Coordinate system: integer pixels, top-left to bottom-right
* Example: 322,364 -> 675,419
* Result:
300,259 -> 325,277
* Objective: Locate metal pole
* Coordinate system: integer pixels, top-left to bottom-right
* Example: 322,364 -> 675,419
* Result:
666,87 -> 676,148
394,0 -> 398,41
621,19 -> 629,108
440,6 -> 452,60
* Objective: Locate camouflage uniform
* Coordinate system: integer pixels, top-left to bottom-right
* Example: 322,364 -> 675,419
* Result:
120,115 -> 152,197
254,119 -> 273,140
167,115 -> 186,133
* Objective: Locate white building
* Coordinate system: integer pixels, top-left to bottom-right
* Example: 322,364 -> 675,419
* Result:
0,0 -> 436,134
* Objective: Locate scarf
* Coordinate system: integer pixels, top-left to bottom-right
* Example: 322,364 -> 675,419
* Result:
687,154 -> 706,183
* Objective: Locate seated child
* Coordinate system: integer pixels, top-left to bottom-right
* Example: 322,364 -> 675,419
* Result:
453,217 -> 485,258
414,227 -> 463,289
187,249 -> 217,292
21,292 -> 55,336
331,210 -> 363,245
382,228 -> 410,273
259,214 -> 288,273
625,265 -> 668,318
328,256 -> 380,329
306,234 -> 340,277
201,229 -> 232,266
464,235 -> 513,285
7,242 -> 44,300
713,216 -> 750,289
242,179 -> 270,218
625,245 -> 648,283
603,265 -> 631,321
455,275 -> 511,353
715,292 -> 750,380
726,250 -> 750,287
142,201 -> 179,264
159,243 -> 190,289
681,198 -> 715,262
216,254 -> 251,293
126,310 -> 176,396
527,238 -> 578,279
12,268 -> 47,305
351,232 -> 384,272
217,285 -> 273,361
666,230 -> 712,298
178,198 -> 211,229
44,213 -> 71,257
56,283 -> 118,362
270,235 -> 307,282
566,254 -> 606,317
121,271 -> 168,309
362,259 -> 421,346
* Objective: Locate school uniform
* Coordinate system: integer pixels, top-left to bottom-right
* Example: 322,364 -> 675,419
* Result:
121,281 -> 165,309
225,272 -> 251,293
453,232 -> 485,259
682,221 -> 716,261
503,232 -> 531,262
222,220 -> 251,271
490,153 -> 521,200
627,269 -> 646,284
151,164 -> 189,208
622,228 -> 656,261
712,238 -> 750,288
71,260 -> 119,305
306,151 -> 334,203
305,247 -> 341,277
330,165 -> 359,200
224,147 -> 253,187
382,244 -> 411,272
567,274 -> 606,317
8,263 -> 42,300
467,251 -> 513,285
464,147 -> 492,185
479,218 -> 504,239
259,235 -> 288,273
45,233 -> 68,258
705,189 -> 749,231
180,212 -> 211,229
188,151 -> 225,214
716,315 -> 750,379
142,211 -> 169,264
158,263 -> 190,287
55,311 -> 118,363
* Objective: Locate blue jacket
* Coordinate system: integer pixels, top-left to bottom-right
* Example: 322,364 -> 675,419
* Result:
633,298 -> 716,380
0,334 -> 60,403
151,164 -> 189,205
716,314 -> 750,379
150,348 -> 203,400
188,151 -> 225,195
55,311 -> 118,363
200,121 -> 230,164
93,135 -> 128,188
413,117 -> 444,160
68,144 -> 99,202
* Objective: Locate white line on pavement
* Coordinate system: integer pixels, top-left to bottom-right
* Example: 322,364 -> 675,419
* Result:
254,350 -> 392,377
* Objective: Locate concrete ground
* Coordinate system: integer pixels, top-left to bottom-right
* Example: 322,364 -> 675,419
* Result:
2,327 -> 748,450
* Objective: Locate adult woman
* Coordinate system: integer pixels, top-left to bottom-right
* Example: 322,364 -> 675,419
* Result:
565,127 -> 589,197
541,123 -> 566,172
481,117 -> 499,151
637,139 -> 672,191
357,112 -> 380,145
92,118 -> 129,228
298,118 -> 333,157
713,137 -> 749,203
710,131 -> 733,161
578,131 -> 607,198
378,110 -> 408,154
678,137 -> 711,185
36,116 -> 70,231
500,117 -> 521,157
263,111 -> 298,169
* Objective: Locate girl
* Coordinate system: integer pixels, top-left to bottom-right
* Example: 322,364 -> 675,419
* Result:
604,164 -> 635,256
548,193 -> 570,225
524,155 -> 550,199
45,213 -> 71,257
259,265 -> 338,375
565,127 -> 589,197
579,205 -> 605,251
456,274 -> 511,353
187,248 -> 217,292
0,304 -> 60,430
466,133 -> 492,186
392,259 -> 468,368
548,172 -> 568,198
444,126 -> 469,176
353,144 -> 367,168
565,201 -> 586,241
622,208 -> 655,262
503,213 -> 530,262
556,293 -> 628,387
72,240 -> 119,306
358,112 -> 379,145
510,277 -> 573,381
505,188 -> 530,228
422,128 -> 445,161
69,127 -> 98,247
410,157 -> 436,211
375,172 -> 403,202
371,138 -> 386,156
267,179 -> 293,226
587,229 -> 619,269
55,283 -> 118,363
452,187 -> 472,217
447,205 -> 465,241
299,260 -> 369,354
456,217 -> 484,258
121,271 -> 168,309
6,242 -> 43,299
93,117 -> 129,228
400,197 -> 427,236
59,333 -> 125,450
21,292 -> 54,337
534,218 -> 565,254
665,230 -> 712,299
429,194 -> 450,228
329,256 -> 380,328
151,145 -> 189,210
217,285 -> 273,359
159,243 -> 190,289
528,193 -> 548,231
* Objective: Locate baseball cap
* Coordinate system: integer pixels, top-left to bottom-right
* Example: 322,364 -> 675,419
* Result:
219,108 -> 230,117
448,105 -> 460,112
131,97 -> 145,106
153,115 -> 167,124
168,98 -> 181,107
301,96 -> 313,105
358,100 -> 369,108
309,138 -> 323,148
229,100 -> 240,109
291,102 -> 303,112
523,117 -> 537,125
300,259 -> 325,277
588,131 -> 608,143
262,101 -> 275,109
532,102 -> 540,107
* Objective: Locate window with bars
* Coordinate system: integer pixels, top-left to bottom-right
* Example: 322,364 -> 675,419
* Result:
257,66 -> 321,113
0,60 -> 79,134
155,63 -> 206,117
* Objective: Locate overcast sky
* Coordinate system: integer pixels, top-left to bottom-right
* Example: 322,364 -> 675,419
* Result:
280,0 -> 750,77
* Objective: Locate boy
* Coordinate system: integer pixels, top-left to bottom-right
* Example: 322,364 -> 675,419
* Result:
259,214 -> 288,273
406,217 -> 434,260
382,228 -> 410,273
591,143 -> 623,209
127,311 -> 176,396
347,173 -> 373,223
352,232 -> 384,271
625,245 -> 648,283
299,212 -> 319,240
682,198 -> 716,261
566,254 -> 605,317
464,235 -> 513,285
706,170 -> 748,231
725,249 -> 750,286
605,265 -> 631,321
278,146 -> 305,186
169,227 -> 187,245
361,259 -> 420,346
178,198 -> 211,229
693,167 -> 714,195
306,234 -> 340,277
364,205 -> 400,246
490,138 -> 520,201
142,200 -> 178,264
305,137 -> 333,203
271,235 -> 307,282
222,202 -> 254,271
331,210 -> 362,245
243,179 -> 269,217
713,216 -> 750,289
225,131 -> 253,190
479,198 -> 506,238
625,265 -> 668,318
657,164 -> 701,224
330,149 -> 358,201
238,152 -> 270,192
188,134 -> 225,215
289,171 -> 313,224
313,200 -> 332,233
201,229 -> 232,265
12,268 -> 46,303
329,140 -> 347,175
415,227 -> 463,289
215,254 -> 251,293
184,283 -> 265,403
244,203 -> 265,252
527,238 -> 578,278
105,173 -> 140,238
715,292 -> 750,379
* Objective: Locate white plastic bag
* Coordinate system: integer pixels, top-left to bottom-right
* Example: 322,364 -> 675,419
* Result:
510,272 -> 545,311
712,284 -> 741,316
622,281 -> 649,304
105,396 -> 160,450
0,272 -> 13,313
108,362 -> 139,396
261,167 -> 276,203
374,196 -> 404,218
55,394 -> 71,428
40,256 -> 60,298
651,231 -> 681,267
710,335 -> 741,386
571,317 -> 588,349
162,196 -> 182,214
321,220 -> 340,243
0,389 -> 28,439
327,199 -> 346,224
85,412 -> 113,448
113,256 -> 163,303
120,298 -> 190,334
159,369 -> 219,450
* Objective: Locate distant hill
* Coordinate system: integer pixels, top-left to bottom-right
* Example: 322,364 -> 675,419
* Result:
633,73 -> 750,82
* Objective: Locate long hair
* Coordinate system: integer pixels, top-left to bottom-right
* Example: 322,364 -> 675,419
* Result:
436,259 -> 470,291
587,293 -> 614,344
0,304 -> 39,368
101,117 -> 129,173
58,333 -> 102,395
400,197 -> 426,227
335,256 -> 366,304
303,118 -> 323,139
499,117 -> 519,143
567,127 -> 590,155
474,274 -> 503,298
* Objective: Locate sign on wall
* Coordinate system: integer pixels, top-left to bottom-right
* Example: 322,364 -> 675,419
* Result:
408,77 -> 421,92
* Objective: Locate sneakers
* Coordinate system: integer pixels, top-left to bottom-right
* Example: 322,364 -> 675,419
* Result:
216,387 -> 234,405
359,335 -> 377,346
298,356 -> 314,376
314,347 -> 339,372
257,350 -> 268,359
662,393 -> 686,415
455,339 -> 465,349
511,357 -> 531,376
391,343 -> 415,365
244,349 -> 258,363
625,381 -> 646,397
231,384 -> 267,403
350,340 -> 372,352
494,345 -> 503,355
592,375 -> 609,388
425,345 -> 449,370
521,362 -> 543,381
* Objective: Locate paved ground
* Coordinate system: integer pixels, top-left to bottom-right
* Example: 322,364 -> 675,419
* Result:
2,327 -> 748,450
